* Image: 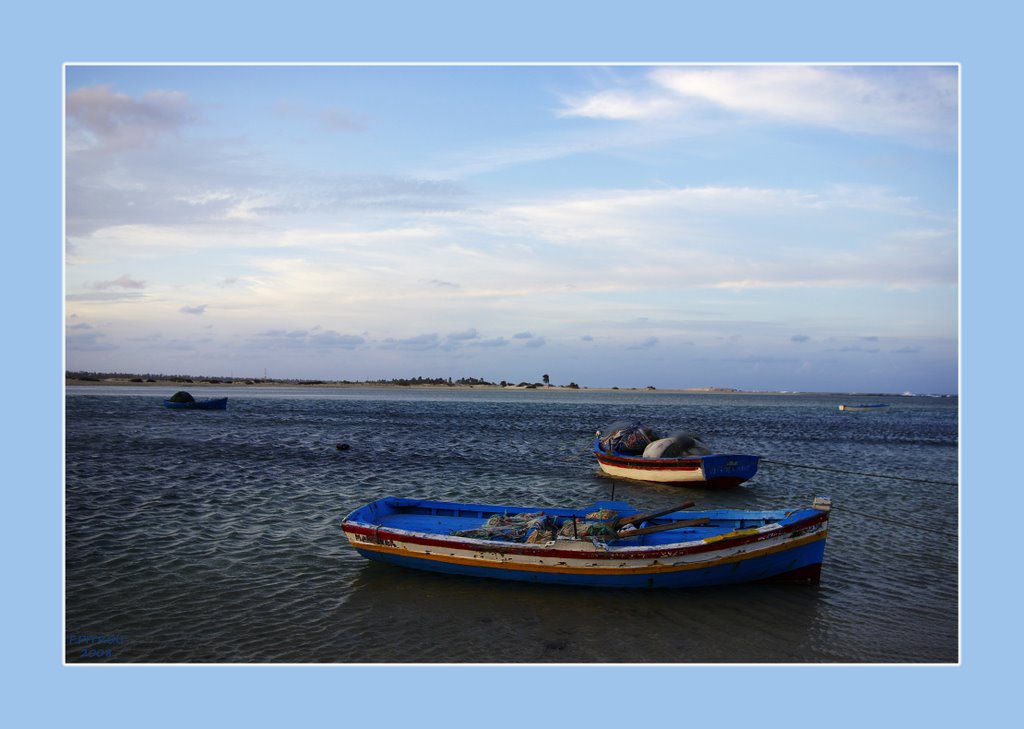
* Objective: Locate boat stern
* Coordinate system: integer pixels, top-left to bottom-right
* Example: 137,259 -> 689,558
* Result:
700,454 -> 760,488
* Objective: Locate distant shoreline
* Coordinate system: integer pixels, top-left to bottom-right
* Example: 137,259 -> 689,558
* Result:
64,376 -> 746,394
63,376 -> 950,398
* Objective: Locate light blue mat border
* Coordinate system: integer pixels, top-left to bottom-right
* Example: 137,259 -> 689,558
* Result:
8,0 -> 1000,726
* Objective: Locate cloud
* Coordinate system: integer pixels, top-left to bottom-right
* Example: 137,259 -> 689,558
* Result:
558,90 -> 679,121
67,171 -> 466,239
276,99 -> 365,132
829,345 -> 881,354
251,328 -> 365,351
65,84 -> 468,240
377,329 -> 496,352
180,304 -> 208,315
89,274 -> 145,290
424,278 -> 459,288
66,328 -> 115,351
561,66 -> 957,142
467,184 -> 955,291
627,336 -> 659,350
66,292 -> 146,302
513,331 -> 533,339
445,329 -> 480,344
524,336 -> 547,348
471,337 -> 509,348
379,333 -> 440,351
66,85 -> 197,151
791,334 -> 810,343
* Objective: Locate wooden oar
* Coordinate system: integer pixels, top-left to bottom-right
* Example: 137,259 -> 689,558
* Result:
615,501 -> 695,530
614,517 -> 710,539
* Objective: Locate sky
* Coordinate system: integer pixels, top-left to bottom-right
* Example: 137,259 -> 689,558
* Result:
64,64 -> 958,393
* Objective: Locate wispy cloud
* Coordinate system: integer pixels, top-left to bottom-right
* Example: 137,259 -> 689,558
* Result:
89,274 -> 145,290
180,304 -> 207,315
66,85 -> 467,240
65,328 -> 115,351
379,333 -> 441,351
558,90 -> 679,121
627,336 -> 659,350
561,66 -> 957,142
66,291 -> 146,302
275,99 -> 366,132
424,278 -> 459,288
471,337 -> 509,348
66,84 -> 197,151
250,328 -> 365,351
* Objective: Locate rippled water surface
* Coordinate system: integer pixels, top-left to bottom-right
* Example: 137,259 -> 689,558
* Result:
65,386 -> 958,663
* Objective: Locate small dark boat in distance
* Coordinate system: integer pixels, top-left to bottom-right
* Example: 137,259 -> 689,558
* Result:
838,403 -> 889,412
162,391 -> 228,410
342,495 -> 831,588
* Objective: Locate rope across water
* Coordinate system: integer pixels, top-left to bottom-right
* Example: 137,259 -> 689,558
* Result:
761,458 -> 958,487
761,459 -> 959,538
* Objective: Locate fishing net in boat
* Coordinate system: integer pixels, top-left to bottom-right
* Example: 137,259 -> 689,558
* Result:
598,422 -> 658,455
452,509 -> 625,543
452,512 -> 557,543
557,508 -> 620,539
167,391 -> 195,403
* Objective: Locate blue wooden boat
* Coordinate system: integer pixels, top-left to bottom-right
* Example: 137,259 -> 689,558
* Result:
162,396 -> 228,410
342,496 -> 831,588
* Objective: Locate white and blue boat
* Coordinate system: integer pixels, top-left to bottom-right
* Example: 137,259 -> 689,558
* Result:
593,439 -> 760,488
592,422 -> 759,488
342,496 -> 831,588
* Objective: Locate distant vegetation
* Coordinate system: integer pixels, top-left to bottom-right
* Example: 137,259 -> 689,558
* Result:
64,370 -> 593,389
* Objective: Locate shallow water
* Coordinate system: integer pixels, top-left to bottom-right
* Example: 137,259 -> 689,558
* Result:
64,386 -> 958,663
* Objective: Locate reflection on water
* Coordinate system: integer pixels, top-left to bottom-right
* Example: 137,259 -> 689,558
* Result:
329,561 -> 833,663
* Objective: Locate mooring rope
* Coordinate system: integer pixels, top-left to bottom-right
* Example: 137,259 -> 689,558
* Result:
828,504 -> 959,539
761,459 -> 958,487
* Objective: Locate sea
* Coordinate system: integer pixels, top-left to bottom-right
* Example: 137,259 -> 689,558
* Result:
64,385 -> 959,664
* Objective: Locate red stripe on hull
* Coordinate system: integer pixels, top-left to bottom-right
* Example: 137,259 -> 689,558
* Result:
595,454 -> 702,471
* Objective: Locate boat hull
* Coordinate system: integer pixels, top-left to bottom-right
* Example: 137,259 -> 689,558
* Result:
162,397 -> 228,410
838,404 -> 888,412
593,440 -> 759,488
342,497 -> 828,589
